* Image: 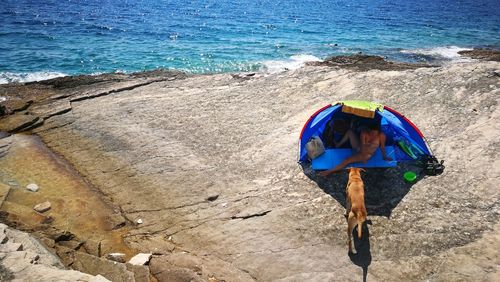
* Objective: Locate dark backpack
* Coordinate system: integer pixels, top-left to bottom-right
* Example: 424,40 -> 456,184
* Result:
418,155 -> 445,176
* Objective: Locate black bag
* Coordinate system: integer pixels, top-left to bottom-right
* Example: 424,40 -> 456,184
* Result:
419,155 -> 445,176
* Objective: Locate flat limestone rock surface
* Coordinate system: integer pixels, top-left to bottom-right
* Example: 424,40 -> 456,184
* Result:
0,114 -> 39,132
11,60 -> 500,281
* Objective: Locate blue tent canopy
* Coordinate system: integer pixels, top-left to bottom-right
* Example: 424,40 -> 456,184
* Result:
299,101 -> 432,169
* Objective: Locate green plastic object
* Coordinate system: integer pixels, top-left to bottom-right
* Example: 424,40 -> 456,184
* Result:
397,140 -> 417,160
404,171 -> 417,183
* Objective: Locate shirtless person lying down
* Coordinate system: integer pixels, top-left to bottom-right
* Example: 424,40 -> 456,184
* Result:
319,123 -> 392,176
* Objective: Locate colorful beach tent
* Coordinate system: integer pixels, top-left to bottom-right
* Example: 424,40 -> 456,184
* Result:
299,100 -> 439,171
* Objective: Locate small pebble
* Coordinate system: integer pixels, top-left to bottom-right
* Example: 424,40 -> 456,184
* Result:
136,218 -> 143,224
34,201 -> 51,213
26,183 -> 39,192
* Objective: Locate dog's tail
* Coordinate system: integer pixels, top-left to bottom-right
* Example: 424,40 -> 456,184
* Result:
356,211 -> 367,239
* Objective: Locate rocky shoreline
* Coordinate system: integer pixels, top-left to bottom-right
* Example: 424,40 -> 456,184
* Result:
0,222 -> 109,281
0,52 -> 499,281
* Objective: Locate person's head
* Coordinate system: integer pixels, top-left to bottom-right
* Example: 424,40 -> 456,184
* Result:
367,123 -> 380,132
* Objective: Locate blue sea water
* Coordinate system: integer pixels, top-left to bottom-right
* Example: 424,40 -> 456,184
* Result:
0,0 -> 499,83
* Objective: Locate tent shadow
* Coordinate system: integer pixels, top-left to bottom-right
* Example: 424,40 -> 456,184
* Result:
301,162 -> 424,218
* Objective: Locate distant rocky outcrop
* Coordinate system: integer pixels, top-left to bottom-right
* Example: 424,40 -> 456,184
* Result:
458,48 -> 500,62
308,54 -> 435,71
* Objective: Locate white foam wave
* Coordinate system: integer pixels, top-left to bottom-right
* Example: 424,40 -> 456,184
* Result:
261,54 -> 322,74
0,71 -> 68,84
400,46 -> 473,61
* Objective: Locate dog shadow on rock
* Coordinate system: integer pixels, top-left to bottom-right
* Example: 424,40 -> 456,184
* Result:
349,220 -> 372,282
301,162 -> 424,218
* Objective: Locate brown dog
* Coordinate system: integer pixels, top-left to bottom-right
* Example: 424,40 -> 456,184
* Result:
346,167 -> 367,254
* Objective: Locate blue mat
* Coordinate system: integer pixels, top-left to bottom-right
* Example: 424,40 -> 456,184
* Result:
312,146 -> 397,170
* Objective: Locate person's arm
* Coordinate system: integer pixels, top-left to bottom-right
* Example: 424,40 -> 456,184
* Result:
319,168 -> 334,177
360,131 -> 368,146
335,130 -> 349,148
379,132 -> 392,161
